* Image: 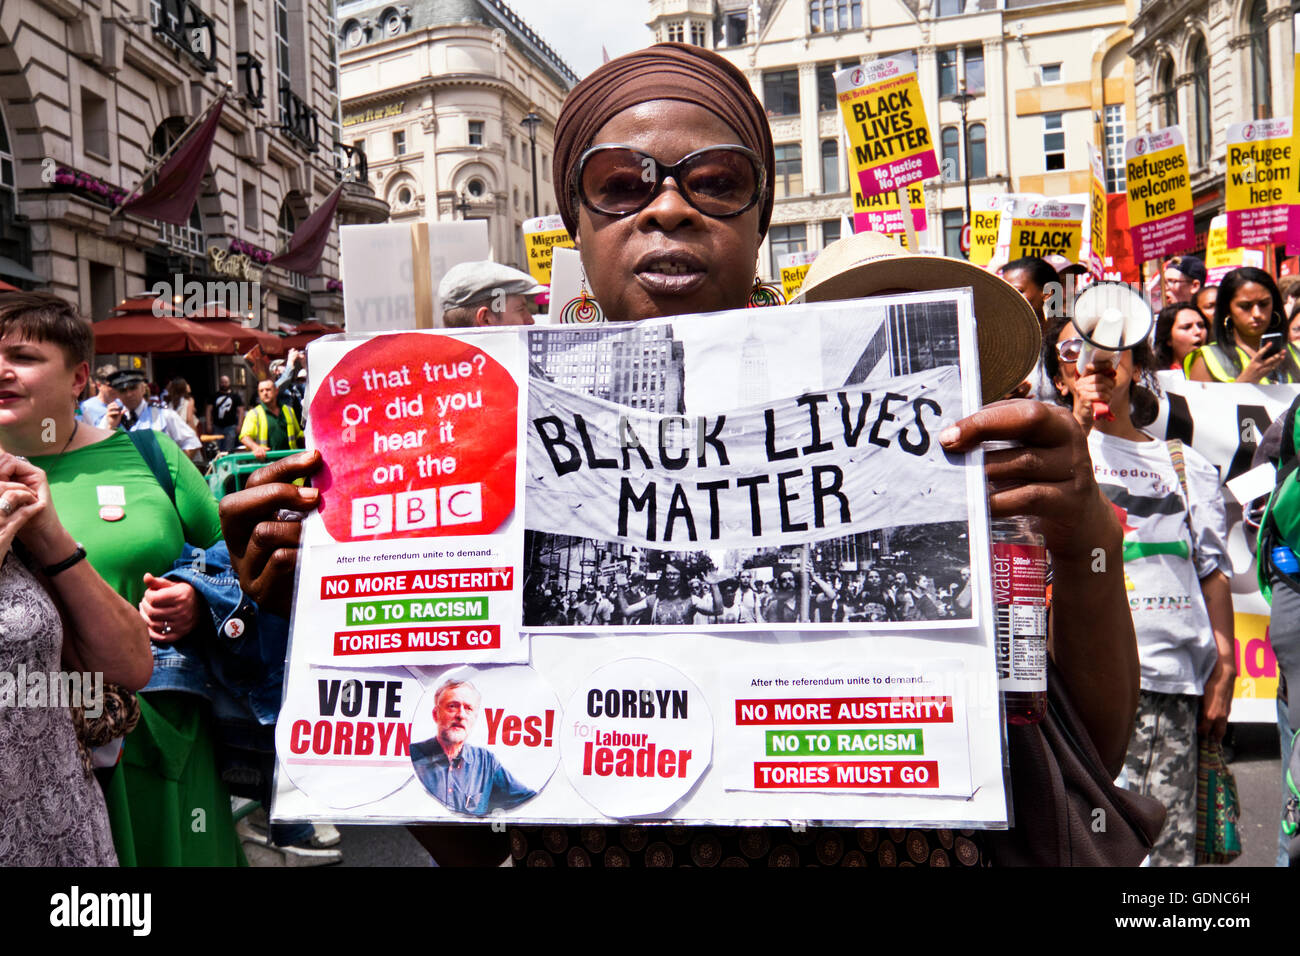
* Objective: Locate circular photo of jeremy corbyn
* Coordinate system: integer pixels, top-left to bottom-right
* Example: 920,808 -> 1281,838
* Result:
408,665 -> 560,817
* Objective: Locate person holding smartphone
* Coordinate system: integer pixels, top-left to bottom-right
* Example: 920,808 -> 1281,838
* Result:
1187,268 -> 1300,383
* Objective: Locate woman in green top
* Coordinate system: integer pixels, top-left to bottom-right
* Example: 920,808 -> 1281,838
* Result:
0,291 -> 244,866
1186,267 -> 1300,384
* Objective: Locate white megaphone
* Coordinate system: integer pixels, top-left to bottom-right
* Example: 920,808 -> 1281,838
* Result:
1071,281 -> 1154,421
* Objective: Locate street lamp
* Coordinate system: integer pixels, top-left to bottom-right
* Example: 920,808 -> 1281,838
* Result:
521,110 -> 542,219
455,193 -> 471,220
945,79 -> 977,249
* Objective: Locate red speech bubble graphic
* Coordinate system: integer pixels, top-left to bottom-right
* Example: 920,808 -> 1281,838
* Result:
311,332 -> 517,542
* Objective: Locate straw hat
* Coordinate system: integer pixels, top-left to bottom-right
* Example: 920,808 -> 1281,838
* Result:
794,232 -> 1042,404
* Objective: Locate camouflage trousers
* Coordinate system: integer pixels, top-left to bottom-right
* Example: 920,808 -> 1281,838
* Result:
1121,690 -> 1198,867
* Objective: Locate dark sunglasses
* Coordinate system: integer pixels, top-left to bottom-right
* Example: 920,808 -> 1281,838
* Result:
1055,338 -> 1085,363
573,144 -> 765,220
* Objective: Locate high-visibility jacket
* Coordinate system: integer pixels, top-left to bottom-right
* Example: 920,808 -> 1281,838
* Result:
1185,342 -> 1300,384
239,402 -> 303,450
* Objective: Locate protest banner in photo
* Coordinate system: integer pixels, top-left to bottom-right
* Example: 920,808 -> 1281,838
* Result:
835,58 -> 938,198
852,182 -> 926,239
339,220 -> 490,332
968,195 -> 1004,267
778,250 -> 818,301
1226,119 -> 1293,248
1124,126 -> 1194,263
1087,143 -> 1109,277
273,291 -> 1010,827
522,214 -> 575,287
522,297 -> 978,632
1150,374 -> 1298,722
1205,214 -> 1265,285
293,329 -> 530,666
996,197 -> 1086,264
722,659 -> 975,798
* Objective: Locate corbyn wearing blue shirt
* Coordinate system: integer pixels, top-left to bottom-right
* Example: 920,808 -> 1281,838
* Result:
410,679 -> 536,816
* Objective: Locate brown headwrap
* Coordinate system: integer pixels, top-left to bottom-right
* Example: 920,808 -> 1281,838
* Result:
552,42 -> 775,238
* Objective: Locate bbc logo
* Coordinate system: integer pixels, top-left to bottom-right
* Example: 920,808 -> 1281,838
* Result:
351,484 -> 483,536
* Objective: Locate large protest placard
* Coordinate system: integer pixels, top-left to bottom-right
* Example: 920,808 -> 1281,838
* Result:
1226,119 -> 1293,248
1206,214 -> 1265,285
1087,144 -> 1109,277
340,220 -> 490,332
1150,374 -> 1296,722
835,58 -> 938,198
522,214 -> 575,287
1289,12 -> 1300,253
273,292 -> 1010,827
853,182 -> 926,239
1125,127 -> 1194,263
968,195 -> 1003,267
996,197 -> 1086,264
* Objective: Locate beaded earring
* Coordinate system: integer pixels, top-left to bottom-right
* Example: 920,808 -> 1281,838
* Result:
746,277 -> 786,308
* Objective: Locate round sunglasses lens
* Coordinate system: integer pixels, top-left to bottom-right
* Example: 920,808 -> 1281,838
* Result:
682,150 -> 756,214
582,150 -> 654,214
1058,339 -> 1083,362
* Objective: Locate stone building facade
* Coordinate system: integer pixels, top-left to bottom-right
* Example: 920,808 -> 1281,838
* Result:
648,0 -> 1137,274
338,0 -> 577,271
0,0 -> 386,391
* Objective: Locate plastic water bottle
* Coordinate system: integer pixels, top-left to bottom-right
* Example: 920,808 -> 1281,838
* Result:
1273,545 -> 1300,575
991,516 -> 1048,725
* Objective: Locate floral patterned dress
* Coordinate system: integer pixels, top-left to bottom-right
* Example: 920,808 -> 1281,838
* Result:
0,553 -> 117,865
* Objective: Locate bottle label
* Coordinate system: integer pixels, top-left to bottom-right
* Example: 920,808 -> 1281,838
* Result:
992,540 -> 1048,693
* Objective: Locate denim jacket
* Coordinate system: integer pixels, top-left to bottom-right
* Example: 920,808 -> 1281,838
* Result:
143,540 -> 288,726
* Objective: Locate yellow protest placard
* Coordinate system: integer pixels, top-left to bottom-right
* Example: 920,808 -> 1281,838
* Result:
1003,198 -> 1086,263
1226,119 -> 1292,247
1124,126 -> 1194,261
1087,143 -> 1108,277
968,195 -> 1003,267
835,58 -> 939,197
1205,214 -> 1265,283
853,182 -> 925,237
778,250 -> 818,300
522,214 -> 575,286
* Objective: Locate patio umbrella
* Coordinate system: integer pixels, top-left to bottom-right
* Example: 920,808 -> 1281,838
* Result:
93,312 -> 235,354
186,302 -> 286,356
278,318 -> 344,351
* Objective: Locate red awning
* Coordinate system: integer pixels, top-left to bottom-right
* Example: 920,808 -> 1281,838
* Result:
110,293 -> 178,317
0,280 -> 20,292
186,303 -> 286,356
93,313 -> 236,354
278,318 -> 344,351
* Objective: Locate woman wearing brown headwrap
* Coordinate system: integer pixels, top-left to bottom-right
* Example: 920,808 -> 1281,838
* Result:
216,43 -> 1136,868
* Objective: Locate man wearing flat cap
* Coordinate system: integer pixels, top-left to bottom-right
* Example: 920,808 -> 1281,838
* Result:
97,369 -> 202,457
439,261 -> 545,328
1164,255 -> 1206,306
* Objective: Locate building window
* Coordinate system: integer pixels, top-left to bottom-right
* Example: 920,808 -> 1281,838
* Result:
938,49 -> 958,97
763,70 -> 800,117
769,224 -> 807,277
0,103 -> 14,193
273,0 -> 292,125
723,12 -> 747,46
964,47 -> 985,94
667,21 -> 683,42
1043,113 -> 1065,171
820,139 -> 840,192
514,188 -> 520,211
941,126 -> 961,177
468,120 -> 483,146
943,209 -> 964,258
1191,37 -> 1211,166
1104,103 -> 1126,192
243,181 -> 258,233
393,129 -> 406,156
542,153 -> 550,181
822,219 -> 841,246
1156,56 -> 1178,129
1041,63 -> 1061,83
967,123 -> 986,179
690,22 -> 706,46
773,144 -> 803,198
810,0 -> 861,33
935,0 -> 964,17
817,63 -> 838,112
81,89 -> 109,158
1249,0 -> 1271,119
509,133 -> 517,164
467,178 -> 485,198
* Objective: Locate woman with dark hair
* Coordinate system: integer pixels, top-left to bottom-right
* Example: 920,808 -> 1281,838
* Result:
998,256 -> 1060,326
165,377 -> 198,432
614,559 -> 719,625
1186,267 -> 1300,382
1152,302 -> 1208,373
1045,313 -> 1235,865
217,43 -> 1138,867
